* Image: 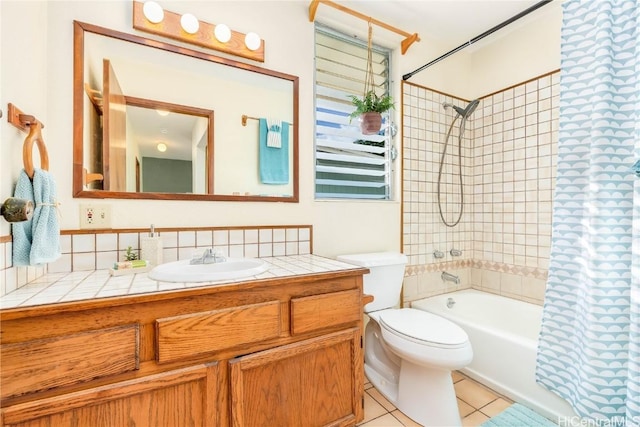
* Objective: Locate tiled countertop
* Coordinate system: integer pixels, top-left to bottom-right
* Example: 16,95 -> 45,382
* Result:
0,255 -> 363,310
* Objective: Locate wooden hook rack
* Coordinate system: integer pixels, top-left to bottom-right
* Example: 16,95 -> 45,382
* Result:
83,168 -> 104,186
7,103 -> 45,133
309,0 -> 420,54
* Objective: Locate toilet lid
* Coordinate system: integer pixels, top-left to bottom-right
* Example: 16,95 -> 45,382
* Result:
379,308 -> 468,347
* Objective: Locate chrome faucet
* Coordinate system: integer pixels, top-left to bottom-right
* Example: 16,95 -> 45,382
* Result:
190,248 -> 226,265
441,271 -> 460,285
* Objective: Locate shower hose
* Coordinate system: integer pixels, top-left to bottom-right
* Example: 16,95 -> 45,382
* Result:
437,115 -> 467,227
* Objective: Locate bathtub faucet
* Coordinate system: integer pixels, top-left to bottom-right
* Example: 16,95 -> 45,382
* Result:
441,271 -> 460,285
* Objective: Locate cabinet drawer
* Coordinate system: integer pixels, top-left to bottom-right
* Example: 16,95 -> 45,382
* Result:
156,300 -> 282,364
0,324 -> 139,399
290,289 -> 361,335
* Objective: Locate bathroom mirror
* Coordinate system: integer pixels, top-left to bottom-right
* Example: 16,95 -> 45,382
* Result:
73,21 -> 299,202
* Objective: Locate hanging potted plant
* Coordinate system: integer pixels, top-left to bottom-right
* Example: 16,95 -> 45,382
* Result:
348,90 -> 394,135
347,22 -> 394,135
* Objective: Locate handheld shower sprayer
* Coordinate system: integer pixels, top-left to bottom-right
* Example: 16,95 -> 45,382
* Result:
442,100 -> 480,119
437,98 -> 481,227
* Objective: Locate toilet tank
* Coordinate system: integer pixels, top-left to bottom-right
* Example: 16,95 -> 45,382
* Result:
336,252 -> 408,313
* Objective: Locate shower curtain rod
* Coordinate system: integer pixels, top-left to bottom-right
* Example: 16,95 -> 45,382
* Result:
402,0 -> 553,81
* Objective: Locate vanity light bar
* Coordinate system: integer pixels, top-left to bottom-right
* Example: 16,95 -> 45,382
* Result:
132,1 -> 265,62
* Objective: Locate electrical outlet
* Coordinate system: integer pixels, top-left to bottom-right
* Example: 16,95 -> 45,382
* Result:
79,204 -> 112,229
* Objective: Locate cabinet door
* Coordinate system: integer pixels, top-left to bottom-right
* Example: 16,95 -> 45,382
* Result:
230,328 -> 363,427
1,364 -> 219,427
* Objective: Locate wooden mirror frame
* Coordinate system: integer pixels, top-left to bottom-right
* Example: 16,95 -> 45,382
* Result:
73,21 -> 299,202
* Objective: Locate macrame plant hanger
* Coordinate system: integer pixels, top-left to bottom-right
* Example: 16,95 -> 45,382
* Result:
358,21 -> 383,135
363,21 -> 375,101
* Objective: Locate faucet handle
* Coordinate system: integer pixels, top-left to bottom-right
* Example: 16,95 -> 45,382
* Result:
433,250 -> 445,259
450,249 -> 462,257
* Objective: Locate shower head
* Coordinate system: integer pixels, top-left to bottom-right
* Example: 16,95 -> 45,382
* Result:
463,99 -> 480,117
442,100 -> 480,119
452,105 -> 467,116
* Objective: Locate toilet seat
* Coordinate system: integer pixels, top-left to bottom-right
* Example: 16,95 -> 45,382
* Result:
379,308 -> 469,349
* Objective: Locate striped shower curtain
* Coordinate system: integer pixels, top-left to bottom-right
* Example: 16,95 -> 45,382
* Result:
535,0 -> 639,425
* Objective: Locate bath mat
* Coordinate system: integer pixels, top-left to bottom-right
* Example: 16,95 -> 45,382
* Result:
481,403 -> 557,427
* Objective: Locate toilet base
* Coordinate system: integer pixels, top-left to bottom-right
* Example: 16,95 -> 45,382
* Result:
365,363 -> 398,404
396,360 -> 461,427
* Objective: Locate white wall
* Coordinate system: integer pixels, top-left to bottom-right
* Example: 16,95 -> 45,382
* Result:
0,0 -> 562,258
0,1 -> 49,237
403,1 -> 562,100
467,1 -> 563,98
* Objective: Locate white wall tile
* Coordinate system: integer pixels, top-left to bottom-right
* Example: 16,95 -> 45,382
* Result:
73,234 -> 95,253
161,232 -> 178,248
259,229 -> 273,243
96,233 -> 117,251
229,230 -> 244,245
178,231 -> 196,247
73,253 -> 96,271
213,230 -> 229,245
273,242 -> 286,256
229,245 -> 244,257
97,251 -> 118,270
47,254 -> 72,274
244,229 -> 258,244
299,227 -> 310,241
285,242 -> 298,255
285,228 -> 298,242
245,244 -> 259,258
119,233 -> 139,250
273,229 -> 286,242
59,235 -> 72,253
196,230 -> 213,247
298,241 -> 311,255
259,243 -> 273,257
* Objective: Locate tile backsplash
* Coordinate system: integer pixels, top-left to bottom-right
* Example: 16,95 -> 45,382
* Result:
0,225 -> 312,297
402,71 -> 559,305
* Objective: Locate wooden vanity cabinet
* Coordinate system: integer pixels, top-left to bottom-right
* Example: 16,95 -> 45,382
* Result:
0,270 -> 366,427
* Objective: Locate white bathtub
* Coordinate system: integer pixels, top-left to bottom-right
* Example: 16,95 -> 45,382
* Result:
411,289 -> 576,421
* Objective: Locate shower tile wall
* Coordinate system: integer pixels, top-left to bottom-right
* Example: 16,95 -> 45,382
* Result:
402,71 -> 560,305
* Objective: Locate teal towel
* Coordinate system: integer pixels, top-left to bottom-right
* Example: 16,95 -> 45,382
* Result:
481,403 -> 557,427
259,118 -> 289,184
12,169 -> 61,266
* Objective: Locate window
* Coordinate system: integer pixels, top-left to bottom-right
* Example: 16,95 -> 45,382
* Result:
314,25 -> 394,200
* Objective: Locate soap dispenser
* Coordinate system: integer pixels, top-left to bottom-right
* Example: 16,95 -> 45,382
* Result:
140,224 -> 163,266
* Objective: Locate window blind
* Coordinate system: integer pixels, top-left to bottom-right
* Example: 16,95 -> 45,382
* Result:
314,26 -> 392,200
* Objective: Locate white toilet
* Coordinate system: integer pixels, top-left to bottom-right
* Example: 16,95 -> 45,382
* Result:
337,252 -> 473,427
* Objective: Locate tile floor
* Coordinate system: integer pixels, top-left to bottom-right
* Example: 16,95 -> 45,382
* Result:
358,371 -> 513,427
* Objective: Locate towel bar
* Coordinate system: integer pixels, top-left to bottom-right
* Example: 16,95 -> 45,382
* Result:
7,103 -> 49,178
242,114 -> 293,127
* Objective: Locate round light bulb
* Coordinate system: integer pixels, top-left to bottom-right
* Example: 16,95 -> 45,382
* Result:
244,32 -> 261,51
156,109 -> 170,117
214,24 -> 231,43
180,13 -> 199,34
142,1 -> 164,24
157,143 -> 167,152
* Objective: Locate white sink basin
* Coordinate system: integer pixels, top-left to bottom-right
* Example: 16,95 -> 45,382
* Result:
148,258 -> 269,283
